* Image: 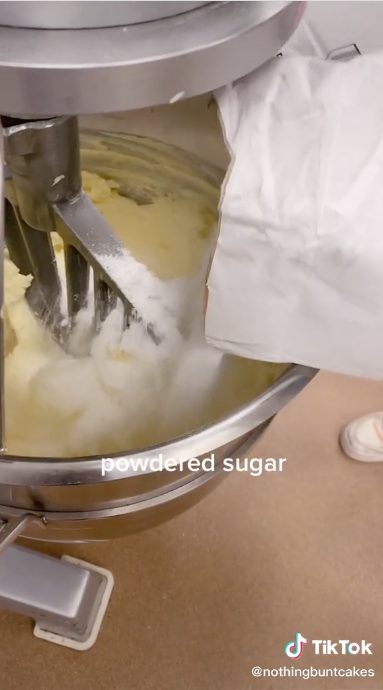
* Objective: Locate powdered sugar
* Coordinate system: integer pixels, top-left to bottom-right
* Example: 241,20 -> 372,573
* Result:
5,225 -> 226,458
92,248 -> 181,345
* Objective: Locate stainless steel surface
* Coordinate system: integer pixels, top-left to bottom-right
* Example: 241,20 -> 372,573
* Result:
4,200 -> 33,276
0,1 -> 209,29
4,117 -> 82,227
0,545 -> 108,642
4,117 -> 154,344
5,201 -> 63,335
55,192 -> 136,335
0,514 -> 43,555
4,117 -> 79,336
0,365 -> 318,542
5,470 -> 230,543
0,2 -> 305,115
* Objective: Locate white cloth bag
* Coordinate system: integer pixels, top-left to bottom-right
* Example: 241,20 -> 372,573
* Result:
205,51 -> 383,379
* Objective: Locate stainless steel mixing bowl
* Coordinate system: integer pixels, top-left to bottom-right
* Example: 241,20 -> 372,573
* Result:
0,2 -> 209,29
0,106 -> 317,544
0,364 -> 315,544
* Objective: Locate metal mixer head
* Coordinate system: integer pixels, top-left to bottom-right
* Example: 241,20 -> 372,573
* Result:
2,115 -> 149,349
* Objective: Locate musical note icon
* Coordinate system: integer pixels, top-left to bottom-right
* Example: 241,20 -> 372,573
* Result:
285,633 -> 308,658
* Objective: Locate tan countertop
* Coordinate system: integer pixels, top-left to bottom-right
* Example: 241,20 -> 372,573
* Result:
0,370 -> 383,690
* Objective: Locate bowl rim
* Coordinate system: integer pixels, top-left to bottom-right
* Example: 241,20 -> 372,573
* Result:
0,364 -> 316,486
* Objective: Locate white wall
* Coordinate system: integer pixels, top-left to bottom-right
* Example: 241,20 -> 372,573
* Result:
305,1 -> 383,54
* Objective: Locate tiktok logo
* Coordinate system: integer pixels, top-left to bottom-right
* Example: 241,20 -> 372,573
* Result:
285,633 -> 308,658
285,634 -> 372,658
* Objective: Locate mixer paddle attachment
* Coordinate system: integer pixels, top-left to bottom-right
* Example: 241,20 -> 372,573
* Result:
1,115 -> 151,349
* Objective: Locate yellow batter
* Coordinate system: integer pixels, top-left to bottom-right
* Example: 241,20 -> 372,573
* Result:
81,172 -> 217,281
4,136 -> 221,458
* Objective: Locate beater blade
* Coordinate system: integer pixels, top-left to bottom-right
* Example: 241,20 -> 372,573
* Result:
53,191 -> 134,330
4,198 -> 63,335
3,116 -> 157,347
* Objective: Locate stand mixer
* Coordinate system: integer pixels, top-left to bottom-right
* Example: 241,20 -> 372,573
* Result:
0,1 -> 316,650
